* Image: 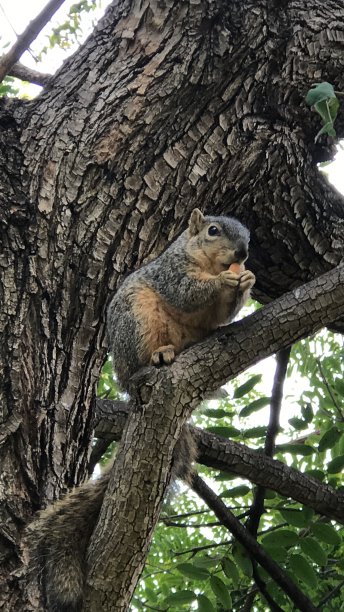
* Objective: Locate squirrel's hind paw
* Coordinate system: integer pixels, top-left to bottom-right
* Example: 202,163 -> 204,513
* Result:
151,345 -> 175,366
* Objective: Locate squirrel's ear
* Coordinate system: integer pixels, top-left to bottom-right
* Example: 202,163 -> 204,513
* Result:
189,208 -> 205,236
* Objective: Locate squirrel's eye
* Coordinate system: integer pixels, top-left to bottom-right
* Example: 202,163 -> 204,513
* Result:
208,226 -> 220,236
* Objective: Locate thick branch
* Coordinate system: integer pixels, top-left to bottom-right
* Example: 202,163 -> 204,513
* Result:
94,400 -> 344,525
0,0 -> 66,83
193,428 -> 344,524
8,62 -> 51,86
192,474 -> 318,612
167,264 -> 344,401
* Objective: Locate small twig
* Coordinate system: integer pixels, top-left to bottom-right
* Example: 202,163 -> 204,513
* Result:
173,540 -> 231,556
8,62 -> 51,86
192,473 -> 318,612
241,590 -> 257,612
252,566 -> 284,612
136,601 -> 166,612
244,348 -> 291,609
247,348 -> 291,536
316,358 -> 344,420
291,430 -> 321,444
239,588 -> 259,611
162,509 -> 210,520
258,522 -> 288,537
318,578 -> 344,607
0,0 -> 67,83
0,2 -> 17,36
161,519 -> 221,528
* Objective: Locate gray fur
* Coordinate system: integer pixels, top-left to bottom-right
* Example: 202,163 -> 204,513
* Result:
108,214 -> 250,389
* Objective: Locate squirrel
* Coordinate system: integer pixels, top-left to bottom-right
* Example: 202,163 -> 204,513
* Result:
26,208 -> 255,612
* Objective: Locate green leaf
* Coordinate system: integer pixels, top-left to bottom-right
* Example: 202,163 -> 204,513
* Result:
214,472 -> 238,481
243,426 -> 268,438
276,443 -> 315,456
288,417 -> 307,431
300,538 -> 328,566
311,523 -> 341,546
164,590 -> 197,606
210,575 -> 232,608
305,469 -> 325,482
305,82 -> 339,142
202,408 -> 232,419
279,508 -> 313,528
220,485 -> 250,498
327,454 -> 344,474
289,554 -> 317,588
240,397 -> 271,417
176,564 -> 210,580
222,557 -> 239,588
262,545 -> 288,563
306,82 -> 337,106
262,529 -> 298,548
232,544 -> 253,576
193,556 -> 220,568
206,426 -> 240,438
233,375 -> 262,398
265,489 -> 277,499
334,378 -> 344,397
302,403 -> 314,424
318,427 -> 342,452
197,594 -> 216,612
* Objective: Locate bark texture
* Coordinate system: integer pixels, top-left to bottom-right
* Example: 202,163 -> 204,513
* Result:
0,0 -> 344,609
84,267 -> 344,610
94,403 -> 344,525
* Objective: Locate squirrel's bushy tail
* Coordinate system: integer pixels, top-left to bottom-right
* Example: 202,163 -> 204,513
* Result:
25,427 -> 197,611
26,472 -> 109,612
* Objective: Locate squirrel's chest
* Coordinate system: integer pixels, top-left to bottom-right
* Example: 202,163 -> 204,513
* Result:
131,285 -> 233,357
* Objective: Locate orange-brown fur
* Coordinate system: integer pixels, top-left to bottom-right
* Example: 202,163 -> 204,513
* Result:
131,281 -> 239,363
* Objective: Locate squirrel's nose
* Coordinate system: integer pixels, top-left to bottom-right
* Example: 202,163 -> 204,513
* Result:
234,245 -> 248,262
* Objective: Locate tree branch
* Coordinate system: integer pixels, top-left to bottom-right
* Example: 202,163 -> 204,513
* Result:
191,474 -> 318,612
8,62 -> 51,86
246,348 -> 291,536
0,0 -> 66,83
84,266 -> 344,609
94,399 -> 344,525
193,427 -> 344,524
167,264 -> 344,401
245,348 -> 291,611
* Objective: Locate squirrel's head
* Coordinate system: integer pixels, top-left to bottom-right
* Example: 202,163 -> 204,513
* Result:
187,208 -> 250,273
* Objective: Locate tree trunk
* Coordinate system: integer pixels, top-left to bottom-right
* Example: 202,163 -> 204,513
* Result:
0,0 -> 343,609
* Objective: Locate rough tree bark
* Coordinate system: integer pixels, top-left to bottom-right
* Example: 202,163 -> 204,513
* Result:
83,265 -> 344,611
0,0 -> 343,610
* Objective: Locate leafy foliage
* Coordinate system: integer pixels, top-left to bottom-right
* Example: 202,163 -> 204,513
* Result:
37,1 -> 100,58
0,76 -> 19,97
97,327 -> 344,610
0,38 -> 19,98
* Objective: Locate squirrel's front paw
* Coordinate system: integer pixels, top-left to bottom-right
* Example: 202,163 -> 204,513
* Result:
239,270 -> 256,292
151,344 -> 175,366
219,270 -> 241,288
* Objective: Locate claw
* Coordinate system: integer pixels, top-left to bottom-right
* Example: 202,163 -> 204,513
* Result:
151,344 -> 175,366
